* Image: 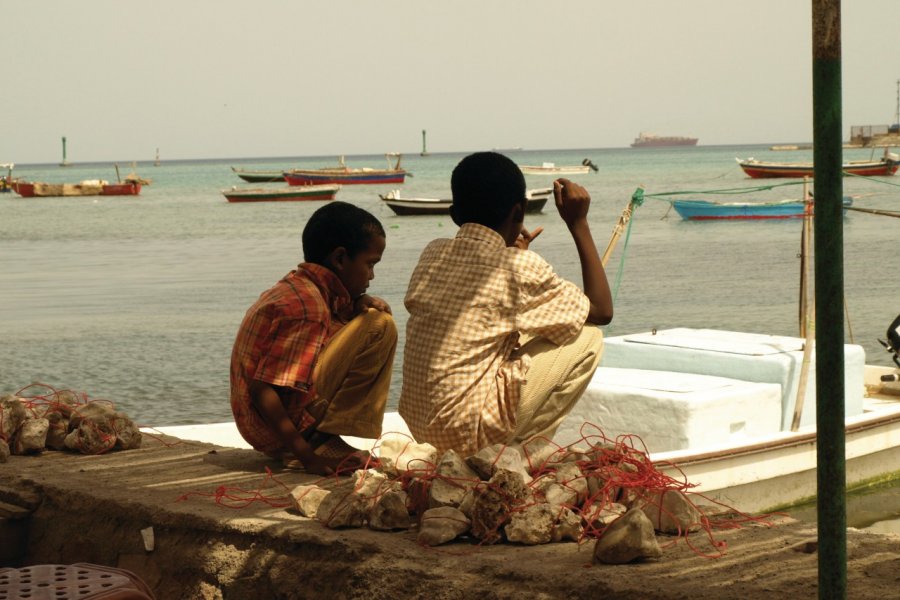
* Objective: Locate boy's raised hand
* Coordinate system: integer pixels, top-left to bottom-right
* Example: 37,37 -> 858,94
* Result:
553,178 -> 591,228
515,226 -> 543,250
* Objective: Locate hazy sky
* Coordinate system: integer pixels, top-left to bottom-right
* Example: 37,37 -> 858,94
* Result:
4,1 -> 899,164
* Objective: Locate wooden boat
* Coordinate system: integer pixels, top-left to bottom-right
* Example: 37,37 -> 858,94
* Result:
231,167 -> 285,183
736,150 -> 900,178
379,188 -> 551,216
284,154 -> 408,186
519,159 -> 598,175
672,196 -> 853,220
222,184 -> 340,203
12,180 -> 141,197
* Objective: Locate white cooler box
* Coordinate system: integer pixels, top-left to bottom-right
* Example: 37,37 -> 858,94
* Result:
598,328 -> 865,430
554,367 -> 782,453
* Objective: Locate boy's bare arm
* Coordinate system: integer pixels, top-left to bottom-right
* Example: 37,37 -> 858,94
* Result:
553,178 -> 614,325
249,380 -> 340,475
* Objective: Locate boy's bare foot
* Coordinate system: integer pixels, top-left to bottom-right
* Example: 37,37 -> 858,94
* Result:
315,434 -> 379,474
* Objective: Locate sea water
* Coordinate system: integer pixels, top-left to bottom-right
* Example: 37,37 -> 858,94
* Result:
1,145 -> 898,528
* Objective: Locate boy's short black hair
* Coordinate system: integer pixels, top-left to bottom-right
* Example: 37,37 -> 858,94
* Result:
451,152 -> 526,229
302,201 -> 385,264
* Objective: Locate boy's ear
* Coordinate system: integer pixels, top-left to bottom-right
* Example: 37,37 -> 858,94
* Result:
449,204 -> 462,226
325,246 -> 348,272
511,199 -> 526,223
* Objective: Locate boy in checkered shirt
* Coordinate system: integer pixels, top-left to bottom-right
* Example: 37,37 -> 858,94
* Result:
399,152 -> 613,456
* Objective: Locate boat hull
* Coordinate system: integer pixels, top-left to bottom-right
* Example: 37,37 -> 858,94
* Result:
673,197 -> 852,220
231,168 -> 285,183
223,184 -> 340,203
284,170 -> 406,186
13,181 -> 141,197
519,165 -> 591,175
381,189 -> 550,216
655,400 -> 900,513
738,159 -> 899,178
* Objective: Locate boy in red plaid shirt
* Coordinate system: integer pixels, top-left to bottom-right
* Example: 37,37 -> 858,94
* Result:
230,202 -> 397,475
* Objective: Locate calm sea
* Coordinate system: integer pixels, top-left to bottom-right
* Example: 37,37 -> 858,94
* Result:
1,145 -> 898,529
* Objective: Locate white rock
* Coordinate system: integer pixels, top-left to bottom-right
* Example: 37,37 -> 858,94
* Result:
584,502 -> 627,529
289,485 -> 330,518
504,502 -> 555,545
316,481 -> 369,528
543,482 -> 577,512
369,490 -> 412,531
466,444 -> 533,484
593,508 -> 662,564
378,437 -> 438,474
551,507 -> 584,542
639,490 -> 702,534
417,506 -> 470,546
553,462 -> 589,504
429,449 -> 480,509
13,418 -> 49,454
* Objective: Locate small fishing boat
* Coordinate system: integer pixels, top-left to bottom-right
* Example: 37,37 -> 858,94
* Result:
222,184 -> 340,203
284,154 -> 408,186
672,196 -> 853,220
736,150 -> 900,178
231,167 -> 285,183
12,180 -> 141,197
519,159 -> 598,175
554,324 -> 900,514
379,187 -> 552,216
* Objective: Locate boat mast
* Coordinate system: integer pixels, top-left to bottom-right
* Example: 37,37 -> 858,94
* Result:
421,129 -> 429,156
60,136 -> 69,167
894,78 -> 899,129
812,1 -> 846,597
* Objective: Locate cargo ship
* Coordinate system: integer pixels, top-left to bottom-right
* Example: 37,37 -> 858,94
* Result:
630,132 -> 699,148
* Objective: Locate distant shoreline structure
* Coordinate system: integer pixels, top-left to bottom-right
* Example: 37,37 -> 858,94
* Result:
630,132 -> 698,148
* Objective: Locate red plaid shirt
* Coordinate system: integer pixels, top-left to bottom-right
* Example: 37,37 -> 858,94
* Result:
230,263 -> 352,453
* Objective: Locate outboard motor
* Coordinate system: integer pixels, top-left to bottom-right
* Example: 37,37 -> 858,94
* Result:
582,158 -> 599,172
878,314 -> 900,380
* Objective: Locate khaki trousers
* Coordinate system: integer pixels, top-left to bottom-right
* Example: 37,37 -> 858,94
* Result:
313,308 -> 398,439
510,325 -> 604,445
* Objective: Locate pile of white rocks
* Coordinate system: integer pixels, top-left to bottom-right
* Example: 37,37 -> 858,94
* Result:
0,391 -> 142,462
288,437 -> 706,564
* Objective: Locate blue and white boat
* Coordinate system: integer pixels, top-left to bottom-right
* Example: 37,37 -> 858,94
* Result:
672,197 -> 853,220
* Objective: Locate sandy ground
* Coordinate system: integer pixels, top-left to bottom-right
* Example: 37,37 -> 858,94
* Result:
1,434 -> 898,600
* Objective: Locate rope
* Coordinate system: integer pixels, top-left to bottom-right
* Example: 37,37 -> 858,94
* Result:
845,205 -> 900,218
640,180 -> 805,202
845,171 -> 900,188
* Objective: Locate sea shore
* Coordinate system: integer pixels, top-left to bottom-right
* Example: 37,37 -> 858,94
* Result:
1,434 -> 898,599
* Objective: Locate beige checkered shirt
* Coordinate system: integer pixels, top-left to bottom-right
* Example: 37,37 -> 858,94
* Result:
399,223 -> 589,456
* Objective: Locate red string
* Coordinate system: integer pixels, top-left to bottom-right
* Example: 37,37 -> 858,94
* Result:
176,467 -> 292,509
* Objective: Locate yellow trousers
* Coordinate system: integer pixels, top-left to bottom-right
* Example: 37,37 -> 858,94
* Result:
313,308 -> 398,439
510,325 -> 604,445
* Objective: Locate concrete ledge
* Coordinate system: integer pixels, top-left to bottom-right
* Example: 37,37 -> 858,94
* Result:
1,433 -> 897,599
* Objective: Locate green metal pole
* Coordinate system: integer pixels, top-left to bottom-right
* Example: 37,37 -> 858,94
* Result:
812,1 -> 846,598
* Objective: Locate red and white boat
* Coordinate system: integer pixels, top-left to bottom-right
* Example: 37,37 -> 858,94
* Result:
737,150 -> 899,178
12,180 -> 141,197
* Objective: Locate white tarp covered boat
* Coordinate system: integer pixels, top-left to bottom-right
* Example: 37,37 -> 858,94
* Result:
150,327 -> 900,515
